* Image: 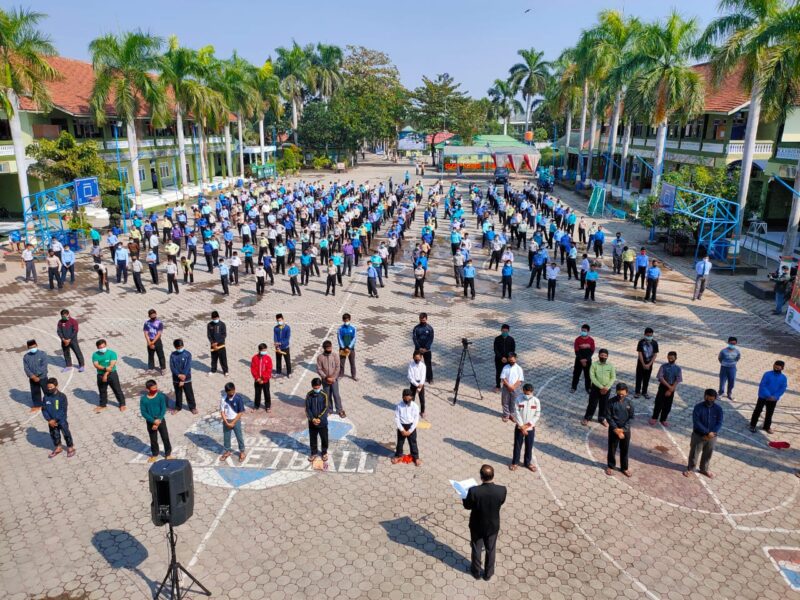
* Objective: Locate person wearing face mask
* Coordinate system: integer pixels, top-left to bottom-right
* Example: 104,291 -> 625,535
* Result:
650,351 -> 683,426
91,339 -> 125,412
206,311 -> 229,377
611,233 -> 625,275
273,313 -> 292,377
337,314 -> 357,381
633,248 -> 649,290
42,377 -> 75,458
305,378 -> 329,462
493,325 -> 516,392
140,379 -> 172,463
717,336 -> 740,400
509,383 -> 540,472
412,313 -> 434,384
23,339 -> 48,413
499,353 -> 524,423
407,351 -> 427,418
500,260 -> 513,299
250,342 -> 274,413
606,383 -> 634,477
693,255 -> 712,301
583,349 -> 615,427
463,260 -> 476,299
114,242 -> 130,284
169,339 -> 196,414
143,309 -> 166,375
219,382 -> 246,462
545,261 -> 560,301
56,309 -> 85,373
749,361 -> 788,434
685,389 -> 724,479
571,324 -> 594,394
391,389 -> 421,466
635,328 -> 659,399
316,341 -> 343,417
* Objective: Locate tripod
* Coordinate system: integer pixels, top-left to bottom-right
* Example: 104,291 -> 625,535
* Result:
453,341 -> 483,405
154,522 -> 211,599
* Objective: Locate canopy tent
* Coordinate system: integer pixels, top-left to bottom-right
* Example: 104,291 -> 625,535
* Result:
437,145 -> 540,173
491,148 -> 541,173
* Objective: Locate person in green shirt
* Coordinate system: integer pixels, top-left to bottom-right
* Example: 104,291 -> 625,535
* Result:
139,379 -> 172,463
582,349 -> 616,426
91,339 -> 126,412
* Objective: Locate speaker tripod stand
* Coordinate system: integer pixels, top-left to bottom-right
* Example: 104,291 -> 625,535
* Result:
453,340 -> 483,405
154,522 -> 211,599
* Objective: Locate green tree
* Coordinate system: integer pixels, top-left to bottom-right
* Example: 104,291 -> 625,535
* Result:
508,48 -> 551,134
411,73 -> 467,164
487,78 -> 523,136
219,53 -> 260,178
309,43 -> 343,102
275,41 -> 313,144
0,8 -> 59,213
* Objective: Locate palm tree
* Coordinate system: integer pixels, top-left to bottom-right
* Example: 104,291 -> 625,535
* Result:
310,43 -> 343,102
755,2 -> 800,253
89,30 -> 166,206
487,79 -> 522,136
218,54 -> 259,178
275,41 -> 312,144
0,8 -> 59,213
548,50 -> 581,170
621,13 -> 705,193
573,31 -> 603,182
699,0 -> 789,239
254,59 -> 283,165
185,45 -> 227,184
508,48 -> 551,134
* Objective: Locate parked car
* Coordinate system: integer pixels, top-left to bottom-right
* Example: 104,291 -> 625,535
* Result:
493,167 -> 509,184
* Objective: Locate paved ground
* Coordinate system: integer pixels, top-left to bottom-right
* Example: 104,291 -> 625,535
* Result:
1,158 -> 799,600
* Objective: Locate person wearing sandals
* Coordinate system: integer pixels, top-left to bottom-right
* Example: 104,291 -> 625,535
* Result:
139,380 -> 172,463
42,378 -> 76,458
606,383 -> 634,477
509,383 -> 540,473
391,389 -> 421,466
219,382 -> 246,462
305,378 -> 329,462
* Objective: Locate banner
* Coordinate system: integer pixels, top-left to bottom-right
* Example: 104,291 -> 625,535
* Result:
786,273 -> 800,334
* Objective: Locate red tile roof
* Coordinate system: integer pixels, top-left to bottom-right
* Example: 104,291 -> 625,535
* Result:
691,61 -> 750,114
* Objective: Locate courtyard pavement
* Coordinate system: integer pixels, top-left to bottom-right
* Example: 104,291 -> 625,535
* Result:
1,158 -> 799,600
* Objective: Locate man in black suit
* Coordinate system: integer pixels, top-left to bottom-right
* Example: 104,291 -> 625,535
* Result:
462,464 -> 507,581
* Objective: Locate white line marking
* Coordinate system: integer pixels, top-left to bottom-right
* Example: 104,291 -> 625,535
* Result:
187,489 -> 238,568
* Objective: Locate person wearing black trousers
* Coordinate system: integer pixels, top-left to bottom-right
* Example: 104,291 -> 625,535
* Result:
143,309 -> 166,374
207,311 -> 229,376
634,328 -> 659,399
571,325 -> 594,393
56,310 -> 85,372
169,339 -> 196,413
606,383 -> 634,477
493,325 -> 516,391
463,464 -> 507,581
412,313 -> 434,384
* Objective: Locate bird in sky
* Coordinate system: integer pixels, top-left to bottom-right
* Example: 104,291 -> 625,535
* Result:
524,8 -> 531,13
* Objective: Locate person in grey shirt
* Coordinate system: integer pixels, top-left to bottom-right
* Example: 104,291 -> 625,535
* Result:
717,336 -> 740,400
23,339 -> 48,412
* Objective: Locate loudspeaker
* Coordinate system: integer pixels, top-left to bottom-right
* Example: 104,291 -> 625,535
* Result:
149,459 -> 194,527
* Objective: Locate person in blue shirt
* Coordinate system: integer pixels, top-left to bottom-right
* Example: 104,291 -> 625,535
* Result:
286,237 -> 297,264
60,247 -> 76,284
528,248 -> 548,289
685,389 -> 724,478
463,260 -> 476,299
584,264 -> 599,301
416,253 -> 429,273
593,227 -> 606,258
299,250 -> 313,285
337,314 -> 357,380
450,229 -> 462,255
501,260 -> 513,299
202,240 -> 214,273
644,260 -> 661,303
287,262 -> 301,296
242,243 -> 255,274
749,361 -> 788,433
114,243 -> 129,283
169,339 -> 196,413
366,263 -> 379,298
273,313 -> 293,376
633,248 -> 649,289
223,229 -> 234,258
262,254 -> 275,284
218,260 -> 230,296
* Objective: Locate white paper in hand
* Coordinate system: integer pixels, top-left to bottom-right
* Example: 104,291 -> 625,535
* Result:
450,478 -> 478,499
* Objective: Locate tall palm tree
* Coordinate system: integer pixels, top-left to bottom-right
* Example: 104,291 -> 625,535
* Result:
0,8 -> 59,213
549,50 -> 581,169
89,30 -> 166,205
275,41 -> 312,144
621,12 -> 705,193
508,48 -> 552,134
310,43 -> 343,102
699,0 -> 789,239
487,79 -> 522,136
217,54 -> 259,178
254,59 -> 283,165
756,2 -> 800,253
186,45 -> 227,184
573,31 -> 604,182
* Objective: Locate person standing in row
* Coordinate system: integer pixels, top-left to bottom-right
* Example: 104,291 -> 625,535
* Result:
56,309 -> 85,373
366,262 -> 379,298
501,260 -> 513,299
493,324 -> 516,392
169,339 -> 196,414
584,264 -> 599,301
250,343 -> 274,413
650,351 -> 682,426
92,339 -> 125,412
621,246 -> 636,282
571,324 -> 594,394
644,260 -> 661,303
633,248 -> 649,290
338,313 -> 357,380
143,309 -> 166,375
23,340 -> 48,413
140,379 -> 172,463
583,349 -> 615,427
132,255 -> 146,293
391,389 -> 421,466
219,259 -> 230,296
463,260 -> 476,299
717,337 -> 740,400
463,464 -> 506,582
546,261 -> 559,301
274,313 -> 292,377
325,259 -> 337,296
412,312 -> 434,384
21,243 -> 37,283
407,351 -> 427,418
749,361 -> 788,434
207,311 -> 229,376
305,378 -> 329,462
42,378 -> 76,458
166,258 -> 179,294
316,341 -> 344,417
611,233 -> 625,275
685,390 -> 723,479
606,383 -> 634,477
693,255 -> 712,301
287,262 -> 301,296
499,353 -> 524,423
634,328 -> 659,399
413,262 -> 426,298
509,383 -> 540,472
46,249 -> 63,290
219,382 -> 246,462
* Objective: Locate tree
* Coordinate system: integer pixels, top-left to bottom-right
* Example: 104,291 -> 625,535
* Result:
545,50 -> 582,167
699,0 -> 790,240
275,41 -> 312,144
89,30 -> 167,205
508,48 -> 551,134
219,53 -> 260,178
0,8 -> 59,213
411,73 -> 467,164
254,59 -> 283,164
451,98 -> 494,144
487,79 -> 523,136
309,43 -> 343,102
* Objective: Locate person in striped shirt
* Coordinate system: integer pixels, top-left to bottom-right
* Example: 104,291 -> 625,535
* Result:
509,383 -> 540,472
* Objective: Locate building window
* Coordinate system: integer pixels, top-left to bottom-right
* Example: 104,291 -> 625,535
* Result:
730,112 -> 747,141
74,118 -> 103,139
712,119 -> 726,141
633,123 -> 643,137
159,163 -> 170,178
138,167 -> 146,182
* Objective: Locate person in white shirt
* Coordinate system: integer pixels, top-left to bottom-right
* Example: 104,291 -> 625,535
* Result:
500,353 -> 524,422
546,262 -> 560,301
21,244 -> 37,282
131,257 -> 146,294
166,258 -> 179,294
391,389 -> 421,466
407,351 -> 427,417
693,255 -> 712,301
510,383 -> 541,472
149,234 -> 160,264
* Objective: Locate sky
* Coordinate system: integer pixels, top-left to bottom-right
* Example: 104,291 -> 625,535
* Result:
30,0 -> 722,97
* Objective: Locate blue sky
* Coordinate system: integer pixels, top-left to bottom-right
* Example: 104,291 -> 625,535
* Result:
33,0 -> 721,96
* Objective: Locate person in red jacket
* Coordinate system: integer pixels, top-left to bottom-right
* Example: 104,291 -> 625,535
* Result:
571,323 -> 595,394
250,342 -> 274,412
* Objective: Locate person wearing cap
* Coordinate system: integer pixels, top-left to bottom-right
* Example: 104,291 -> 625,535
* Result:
509,383 -> 540,472
23,339 -> 48,412
139,379 -> 172,463
169,339 -> 196,413
493,325 -> 516,392
583,349 -> 615,426
251,342 -> 274,412
305,378 -> 329,462
499,353 -> 524,423
606,383 -> 634,477
749,361 -> 788,434
391,389 -> 421,466
685,389 -> 723,478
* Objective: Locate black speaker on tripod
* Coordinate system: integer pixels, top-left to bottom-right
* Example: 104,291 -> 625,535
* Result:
148,460 -> 209,599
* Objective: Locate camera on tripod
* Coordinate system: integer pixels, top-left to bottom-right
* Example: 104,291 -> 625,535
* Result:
461,338 -> 471,348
